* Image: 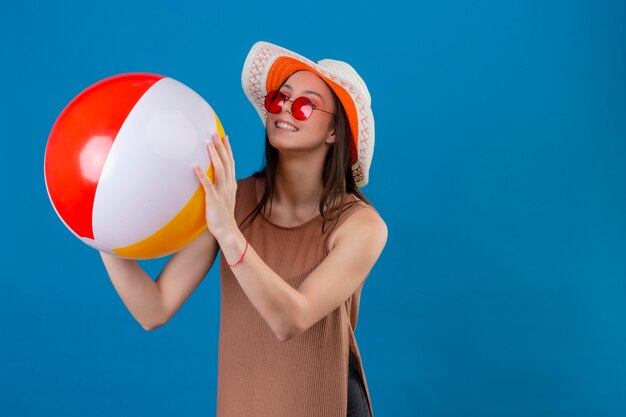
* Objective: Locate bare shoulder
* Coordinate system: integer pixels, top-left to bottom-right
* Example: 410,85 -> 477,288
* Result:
328,201 -> 388,252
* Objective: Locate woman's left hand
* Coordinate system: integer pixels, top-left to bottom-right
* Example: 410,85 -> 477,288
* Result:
194,133 -> 238,242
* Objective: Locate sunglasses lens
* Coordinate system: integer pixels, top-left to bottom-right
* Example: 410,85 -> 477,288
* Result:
264,90 -> 284,114
292,97 -> 313,121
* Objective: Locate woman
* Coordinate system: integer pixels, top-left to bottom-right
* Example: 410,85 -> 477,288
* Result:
100,41 -> 387,417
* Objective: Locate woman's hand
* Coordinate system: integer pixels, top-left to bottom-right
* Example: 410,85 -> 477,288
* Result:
194,133 -> 238,242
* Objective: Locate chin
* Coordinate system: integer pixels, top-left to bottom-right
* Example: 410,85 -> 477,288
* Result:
268,128 -> 299,148
268,138 -> 299,153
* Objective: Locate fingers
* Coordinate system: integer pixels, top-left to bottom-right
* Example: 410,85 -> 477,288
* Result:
222,135 -> 235,174
196,133 -> 233,194
207,135 -> 226,187
194,165 -> 213,190
211,133 -> 233,184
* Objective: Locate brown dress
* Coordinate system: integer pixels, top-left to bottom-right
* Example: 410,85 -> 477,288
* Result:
216,175 -> 377,417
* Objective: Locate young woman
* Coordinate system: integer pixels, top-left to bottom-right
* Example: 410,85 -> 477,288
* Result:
100,41 -> 387,417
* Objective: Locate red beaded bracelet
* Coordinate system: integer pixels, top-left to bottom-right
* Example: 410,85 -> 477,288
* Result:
227,239 -> 249,267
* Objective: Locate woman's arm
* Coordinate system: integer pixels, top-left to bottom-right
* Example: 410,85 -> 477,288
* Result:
218,207 -> 387,342
195,133 -> 387,341
101,229 -> 219,330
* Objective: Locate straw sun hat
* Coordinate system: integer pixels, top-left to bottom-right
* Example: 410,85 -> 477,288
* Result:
241,41 -> 375,188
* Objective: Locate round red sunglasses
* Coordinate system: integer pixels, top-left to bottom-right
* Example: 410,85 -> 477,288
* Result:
264,90 -> 336,121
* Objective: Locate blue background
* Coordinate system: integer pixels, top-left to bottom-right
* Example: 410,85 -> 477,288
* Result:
1,1 -> 625,416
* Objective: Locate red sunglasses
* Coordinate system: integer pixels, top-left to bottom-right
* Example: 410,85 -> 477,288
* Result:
264,90 -> 336,121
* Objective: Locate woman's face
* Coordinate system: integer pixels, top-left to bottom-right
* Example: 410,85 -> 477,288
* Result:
266,70 -> 336,153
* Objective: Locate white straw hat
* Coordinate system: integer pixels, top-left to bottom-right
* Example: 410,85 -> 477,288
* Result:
241,41 -> 375,188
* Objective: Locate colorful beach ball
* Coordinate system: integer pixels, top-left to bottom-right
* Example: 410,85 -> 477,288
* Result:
44,73 -> 224,259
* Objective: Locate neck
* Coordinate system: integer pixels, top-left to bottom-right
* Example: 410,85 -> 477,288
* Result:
273,155 -> 324,210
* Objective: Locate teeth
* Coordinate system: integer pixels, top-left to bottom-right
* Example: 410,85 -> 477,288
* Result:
276,121 -> 298,132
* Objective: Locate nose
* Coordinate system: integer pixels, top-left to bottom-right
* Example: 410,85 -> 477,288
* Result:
282,98 -> 293,115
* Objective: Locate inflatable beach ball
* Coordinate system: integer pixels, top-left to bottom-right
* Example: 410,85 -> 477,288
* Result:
44,73 -> 224,259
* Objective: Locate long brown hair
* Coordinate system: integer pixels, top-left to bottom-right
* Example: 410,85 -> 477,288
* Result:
241,75 -> 371,234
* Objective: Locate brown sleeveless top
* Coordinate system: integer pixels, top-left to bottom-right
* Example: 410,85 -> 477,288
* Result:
216,175 -> 376,417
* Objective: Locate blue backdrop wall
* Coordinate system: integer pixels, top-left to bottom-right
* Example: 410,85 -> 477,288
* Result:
1,1 -> 625,416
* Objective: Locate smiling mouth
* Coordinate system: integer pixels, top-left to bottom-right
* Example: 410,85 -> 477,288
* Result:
275,121 -> 299,132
